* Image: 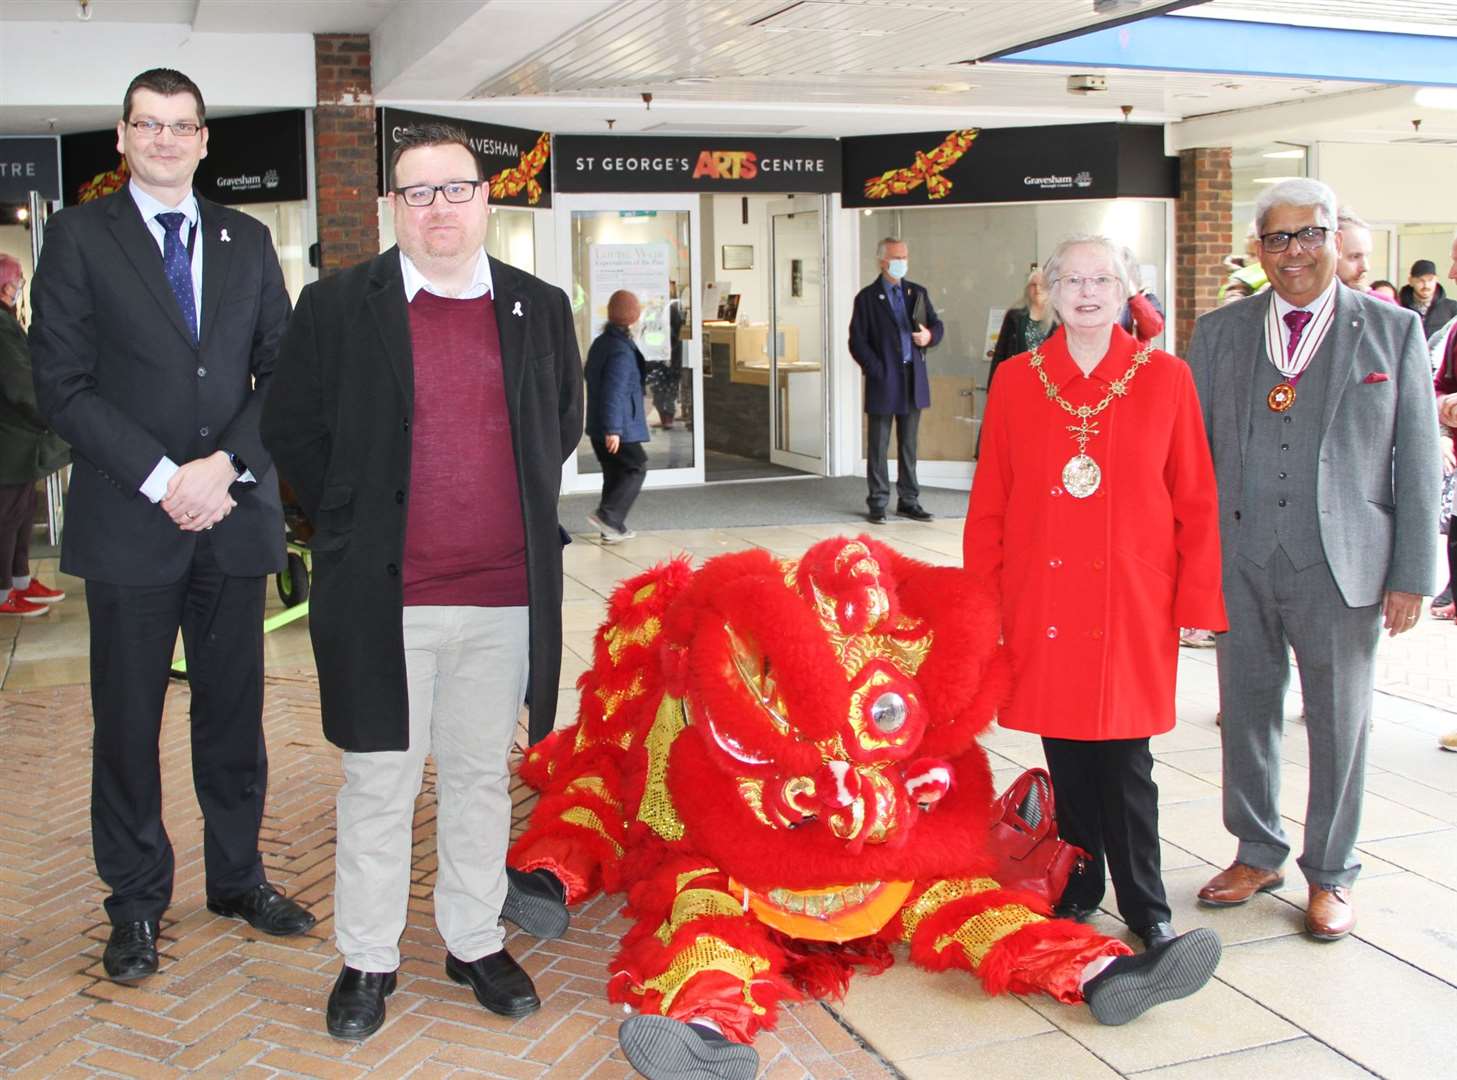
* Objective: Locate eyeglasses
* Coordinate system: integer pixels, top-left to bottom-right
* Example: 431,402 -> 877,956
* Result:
1055,274 -> 1120,293
393,180 -> 485,207
128,119 -> 202,138
1259,226 -> 1330,254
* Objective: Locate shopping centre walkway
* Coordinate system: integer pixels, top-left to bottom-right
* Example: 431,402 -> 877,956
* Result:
1,505 -> 1454,1079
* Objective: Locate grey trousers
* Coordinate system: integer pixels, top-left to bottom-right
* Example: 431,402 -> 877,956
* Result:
334,604 -> 530,972
866,409 -> 921,512
1215,548 -> 1380,888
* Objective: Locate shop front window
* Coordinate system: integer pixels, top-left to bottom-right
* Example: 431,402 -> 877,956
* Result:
859,200 -> 1169,465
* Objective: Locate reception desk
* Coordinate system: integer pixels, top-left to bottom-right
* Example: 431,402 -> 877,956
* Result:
703,322 -> 822,461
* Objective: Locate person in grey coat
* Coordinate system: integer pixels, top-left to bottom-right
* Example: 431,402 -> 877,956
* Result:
1185,178 -> 1440,942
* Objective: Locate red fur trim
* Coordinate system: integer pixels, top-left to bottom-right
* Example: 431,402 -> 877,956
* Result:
773,931 -> 894,1000
977,920 -> 1130,1003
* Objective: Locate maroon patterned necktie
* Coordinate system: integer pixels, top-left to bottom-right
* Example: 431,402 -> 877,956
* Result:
1283,309 -> 1312,360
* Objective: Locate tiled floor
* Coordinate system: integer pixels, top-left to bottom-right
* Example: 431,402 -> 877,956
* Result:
1,515 -> 1454,1079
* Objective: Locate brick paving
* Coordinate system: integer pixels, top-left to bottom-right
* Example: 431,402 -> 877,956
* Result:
0,671 -> 892,1079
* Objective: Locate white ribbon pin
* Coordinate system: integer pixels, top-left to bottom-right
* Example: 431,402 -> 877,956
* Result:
511,301 -> 524,317
219,228 -> 231,243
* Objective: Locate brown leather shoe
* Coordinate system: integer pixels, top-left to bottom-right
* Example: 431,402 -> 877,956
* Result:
1197,862 -> 1285,906
1305,884 -> 1355,941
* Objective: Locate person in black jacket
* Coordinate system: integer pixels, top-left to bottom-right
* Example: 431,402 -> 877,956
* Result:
1400,258 -> 1457,337
585,290 -> 649,543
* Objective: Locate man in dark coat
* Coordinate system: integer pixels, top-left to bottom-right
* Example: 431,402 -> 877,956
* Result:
260,123 -> 582,1041
1400,258 -> 1457,338
29,68 -> 313,986
848,237 -> 944,524
0,254 -> 68,617
584,289 -> 649,543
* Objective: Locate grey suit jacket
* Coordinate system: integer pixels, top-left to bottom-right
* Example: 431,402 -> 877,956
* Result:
1185,283 -> 1440,608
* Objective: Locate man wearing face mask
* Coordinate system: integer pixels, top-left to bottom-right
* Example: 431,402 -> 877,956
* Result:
849,238 -> 943,524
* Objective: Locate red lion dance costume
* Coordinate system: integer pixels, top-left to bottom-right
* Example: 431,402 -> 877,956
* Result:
510,537 -> 1219,1079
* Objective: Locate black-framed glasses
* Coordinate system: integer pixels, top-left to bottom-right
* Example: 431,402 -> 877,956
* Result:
1260,226 -> 1330,254
128,119 -> 202,138
393,180 -> 485,207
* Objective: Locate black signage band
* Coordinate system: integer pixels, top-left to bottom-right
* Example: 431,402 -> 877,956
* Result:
0,137 -> 62,202
555,136 -> 840,194
379,108 -> 551,209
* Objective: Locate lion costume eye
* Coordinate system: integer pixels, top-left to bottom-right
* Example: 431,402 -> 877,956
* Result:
869,691 -> 907,734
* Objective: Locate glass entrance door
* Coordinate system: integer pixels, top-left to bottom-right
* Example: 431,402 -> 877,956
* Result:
768,198 -> 829,473
557,193 -> 701,494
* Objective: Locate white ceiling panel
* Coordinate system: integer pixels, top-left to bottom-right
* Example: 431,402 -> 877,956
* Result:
1185,0 -> 1457,36
0,0 -> 400,30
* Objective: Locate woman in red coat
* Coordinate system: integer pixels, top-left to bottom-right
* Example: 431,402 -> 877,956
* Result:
965,235 -> 1227,953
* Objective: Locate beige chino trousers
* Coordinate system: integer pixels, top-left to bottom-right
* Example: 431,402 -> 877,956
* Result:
334,604 -> 530,972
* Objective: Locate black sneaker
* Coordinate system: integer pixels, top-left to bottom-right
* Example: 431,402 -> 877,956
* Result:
867,509 -> 887,524
1084,927 -> 1221,1025
619,1014 -> 758,1080
896,504 -> 934,522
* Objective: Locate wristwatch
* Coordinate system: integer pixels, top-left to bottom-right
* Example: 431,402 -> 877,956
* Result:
223,450 -> 247,479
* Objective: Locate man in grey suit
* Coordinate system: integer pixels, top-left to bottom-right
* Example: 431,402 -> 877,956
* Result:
1185,178 -> 1439,942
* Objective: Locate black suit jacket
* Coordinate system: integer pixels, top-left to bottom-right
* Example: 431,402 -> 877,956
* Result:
260,249 -> 584,752
29,188 -> 288,586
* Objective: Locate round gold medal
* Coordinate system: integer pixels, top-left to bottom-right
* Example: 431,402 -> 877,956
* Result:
1267,381 -> 1296,412
1062,454 -> 1101,498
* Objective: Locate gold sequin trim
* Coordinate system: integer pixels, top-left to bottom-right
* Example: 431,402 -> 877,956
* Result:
560,806 -> 624,856
637,935 -> 770,1016
675,866 -> 719,892
934,901 -> 1044,967
596,670 -> 646,721
898,878 -> 999,941
606,616 -> 662,665
564,775 -> 618,806
637,694 -> 687,841
653,888 -> 746,945
632,582 -> 657,604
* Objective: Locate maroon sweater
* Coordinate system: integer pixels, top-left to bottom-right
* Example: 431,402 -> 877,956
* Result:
402,290 -> 527,607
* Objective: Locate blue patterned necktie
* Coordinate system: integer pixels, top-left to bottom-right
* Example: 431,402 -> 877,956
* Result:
155,211 -> 197,342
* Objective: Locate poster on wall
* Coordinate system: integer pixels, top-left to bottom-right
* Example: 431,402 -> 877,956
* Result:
556,135 -> 840,194
60,110 -> 308,206
590,243 -> 671,363
378,108 -> 551,209
841,123 -> 1176,208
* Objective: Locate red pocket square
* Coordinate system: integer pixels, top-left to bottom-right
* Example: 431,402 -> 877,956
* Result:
1363,372 -> 1390,384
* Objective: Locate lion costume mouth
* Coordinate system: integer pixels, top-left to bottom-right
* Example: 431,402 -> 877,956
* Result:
728,878 -> 914,942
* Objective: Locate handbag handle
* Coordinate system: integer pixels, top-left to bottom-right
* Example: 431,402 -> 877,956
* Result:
992,768 -> 1057,859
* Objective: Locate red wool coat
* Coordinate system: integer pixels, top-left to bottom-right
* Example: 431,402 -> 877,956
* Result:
964,326 -> 1227,741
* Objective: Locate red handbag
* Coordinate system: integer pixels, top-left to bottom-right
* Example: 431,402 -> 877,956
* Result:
988,767 -> 1089,904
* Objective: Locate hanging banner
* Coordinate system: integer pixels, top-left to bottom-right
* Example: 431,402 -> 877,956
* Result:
61,110 -> 308,206
556,135 -> 840,194
841,123 -> 1176,208
0,137 -> 61,201
379,108 -> 551,209
589,242 -> 672,363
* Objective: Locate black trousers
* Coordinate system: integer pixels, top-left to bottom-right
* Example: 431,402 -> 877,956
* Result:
866,409 -> 921,513
591,437 -> 647,532
1041,736 -> 1170,931
87,534 -> 268,925
0,481 -> 35,583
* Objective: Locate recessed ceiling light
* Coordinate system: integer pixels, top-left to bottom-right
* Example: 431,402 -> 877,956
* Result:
1171,92 -> 1211,100
928,82 -> 974,94
674,77 -> 713,86
1415,87 -> 1457,110
1262,149 -> 1305,159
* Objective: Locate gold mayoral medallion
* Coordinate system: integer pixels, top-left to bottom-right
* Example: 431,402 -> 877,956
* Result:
1029,341 -> 1155,500
1267,380 -> 1296,412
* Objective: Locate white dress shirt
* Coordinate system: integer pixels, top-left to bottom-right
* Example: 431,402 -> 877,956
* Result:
400,248 -> 493,301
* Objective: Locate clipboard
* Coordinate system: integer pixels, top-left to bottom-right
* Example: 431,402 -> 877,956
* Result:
910,289 -> 928,331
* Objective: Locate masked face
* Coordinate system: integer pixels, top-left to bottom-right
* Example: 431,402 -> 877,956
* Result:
879,241 -> 909,283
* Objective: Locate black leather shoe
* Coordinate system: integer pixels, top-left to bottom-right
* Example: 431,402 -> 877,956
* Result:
326,965 -> 396,1040
445,948 -> 540,1018
1053,902 -> 1099,923
207,883 -> 316,936
896,504 -> 934,522
619,1014 -> 759,1080
1085,927 -> 1221,1026
503,867 -> 570,939
102,920 -> 159,983
1136,921 -> 1178,951
867,509 -> 887,524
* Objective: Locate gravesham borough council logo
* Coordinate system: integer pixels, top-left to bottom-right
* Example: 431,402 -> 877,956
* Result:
1075,171 -> 1093,189
264,169 -> 280,190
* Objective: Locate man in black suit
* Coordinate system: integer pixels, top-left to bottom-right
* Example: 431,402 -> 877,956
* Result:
29,68 -> 314,984
848,237 -> 944,524
261,123 -> 581,1040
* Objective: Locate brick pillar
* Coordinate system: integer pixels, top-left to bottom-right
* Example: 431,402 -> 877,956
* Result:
1174,146 -> 1232,351
314,34 -> 377,277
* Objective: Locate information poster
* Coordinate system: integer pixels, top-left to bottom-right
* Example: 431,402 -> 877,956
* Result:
589,242 -> 671,363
